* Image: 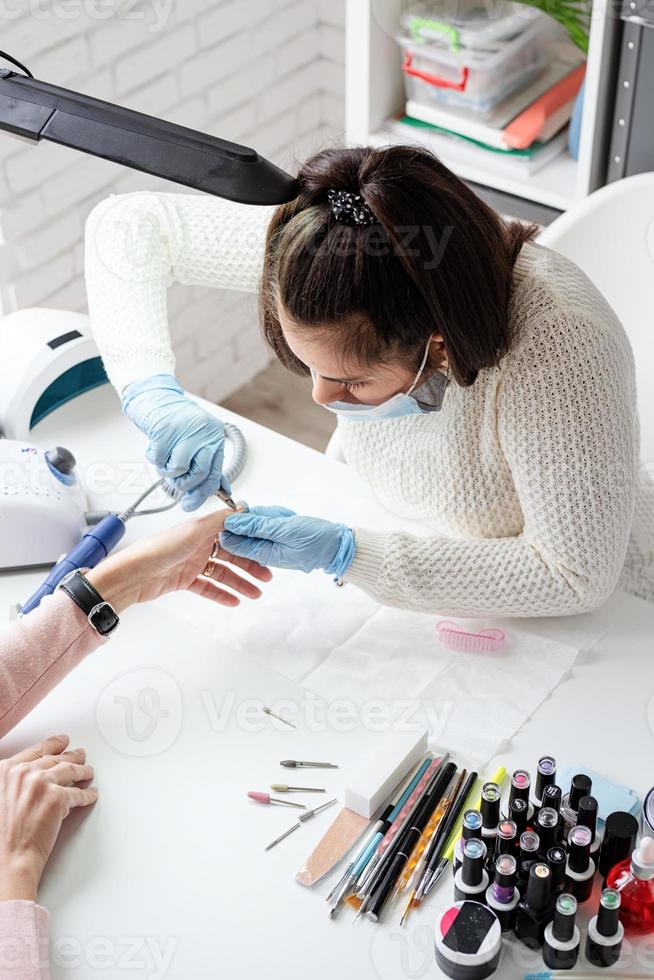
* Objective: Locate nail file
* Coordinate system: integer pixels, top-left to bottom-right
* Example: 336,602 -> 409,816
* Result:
295,729 -> 429,887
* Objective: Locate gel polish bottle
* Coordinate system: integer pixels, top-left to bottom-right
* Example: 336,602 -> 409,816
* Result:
599,811 -> 639,881
454,838 -> 489,903
486,853 -> 520,931
585,888 -> 624,967
517,831 -> 541,897
542,784 -> 564,840
543,893 -> 580,970
480,782 -> 501,853
547,845 -> 567,897
577,795 -> 602,861
509,797 -> 529,839
533,755 -> 557,819
489,819 -> 518,877
515,862 -> 554,949
560,773 -> 592,837
504,770 -> 534,822
537,807 -> 560,857
606,836 -> 654,935
564,824 -> 596,903
453,809 -> 483,876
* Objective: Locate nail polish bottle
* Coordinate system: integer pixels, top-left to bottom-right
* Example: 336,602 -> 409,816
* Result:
598,810 -> 639,881
454,838 -> 489,903
533,755 -> 557,820
480,782 -> 501,853
576,795 -> 602,861
509,797 -> 529,839
543,892 -> 580,970
606,836 -> 654,935
541,784 -> 564,841
560,774 -> 592,837
547,845 -> 567,897
515,862 -> 554,949
505,770 -> 534,822
537,807 -> 560,858
585,888 -> 624,967
564,824 -> 595,903
453,809 -> 483,876
486,853 -> 520,932
489,819 -> 518,878
517,831 -> 540,897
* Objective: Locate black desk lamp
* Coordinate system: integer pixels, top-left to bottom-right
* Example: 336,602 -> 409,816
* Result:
0,50 -> 299,205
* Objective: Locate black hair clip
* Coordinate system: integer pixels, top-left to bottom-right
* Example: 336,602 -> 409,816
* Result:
327,189 -> 377,227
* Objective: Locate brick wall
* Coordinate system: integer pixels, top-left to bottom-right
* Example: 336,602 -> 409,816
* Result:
0,0 -> 345,403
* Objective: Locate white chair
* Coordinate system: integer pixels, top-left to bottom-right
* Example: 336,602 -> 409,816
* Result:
538,173 -> 654,462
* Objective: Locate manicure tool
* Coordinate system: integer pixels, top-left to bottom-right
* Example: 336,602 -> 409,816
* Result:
281,760 -> 338,769
247,792 -> 305,809
263,707 -> 296,728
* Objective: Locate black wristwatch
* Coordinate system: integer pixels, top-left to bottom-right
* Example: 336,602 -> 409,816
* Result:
59,569 -> 120,636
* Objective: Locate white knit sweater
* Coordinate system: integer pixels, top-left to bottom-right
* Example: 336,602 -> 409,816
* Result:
85,191 -> 654,616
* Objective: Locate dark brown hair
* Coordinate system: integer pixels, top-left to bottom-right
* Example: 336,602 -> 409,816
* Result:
260,145 -> 536,387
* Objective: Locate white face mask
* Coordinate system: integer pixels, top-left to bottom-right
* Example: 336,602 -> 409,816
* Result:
317,336 -> 448,422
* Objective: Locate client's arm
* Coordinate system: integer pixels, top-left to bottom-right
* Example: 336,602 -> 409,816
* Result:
0,509 -> 271,738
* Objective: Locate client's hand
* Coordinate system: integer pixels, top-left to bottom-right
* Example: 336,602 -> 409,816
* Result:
87,509 -> 272,613
0,735 -> 97,902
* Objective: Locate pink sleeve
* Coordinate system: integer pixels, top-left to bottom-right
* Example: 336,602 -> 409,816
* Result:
0,592 -> 107,738
0,901 -> 50,979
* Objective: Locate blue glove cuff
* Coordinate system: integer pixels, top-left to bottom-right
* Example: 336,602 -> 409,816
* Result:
326,525 -> 356,579
121,374 -> 184,413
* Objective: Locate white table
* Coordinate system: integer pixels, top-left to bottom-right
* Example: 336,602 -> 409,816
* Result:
1,386 -> 653,980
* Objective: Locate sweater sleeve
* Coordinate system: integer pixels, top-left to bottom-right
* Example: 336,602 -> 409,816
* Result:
0,592 -> 106,739
346,304 -> 638,617
0,901 -> 50,979
84,191 -> 274,392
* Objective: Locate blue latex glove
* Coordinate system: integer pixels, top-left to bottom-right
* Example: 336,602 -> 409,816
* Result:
122,374 -> 229,512
220,506 -> 356,577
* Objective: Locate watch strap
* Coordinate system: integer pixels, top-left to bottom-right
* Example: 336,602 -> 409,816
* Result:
61,571 -> 119,637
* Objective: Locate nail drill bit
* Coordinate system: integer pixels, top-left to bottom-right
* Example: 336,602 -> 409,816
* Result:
280,759 -> 338,769
263,799 -> 337,852
247,791 -> 306,809
270,784 -> 325,794
264,823 -> 301,852
263,707 -> 296,728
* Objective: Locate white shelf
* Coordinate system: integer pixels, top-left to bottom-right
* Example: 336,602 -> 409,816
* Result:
346,0 -> 620,212
369,125 -> 579,211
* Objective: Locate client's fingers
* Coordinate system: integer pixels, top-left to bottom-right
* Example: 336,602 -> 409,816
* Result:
212,545 -> 273,582
203,562 -> 263,599
62,785 -> 99,812
187,577 -> 240,607
48,762 -> 95,786
34,747 -> 87,770
11,735 -> 70,765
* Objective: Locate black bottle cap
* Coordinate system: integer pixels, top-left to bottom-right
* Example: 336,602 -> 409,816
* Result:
496,819 -> 518,855
596,888 -> 621,938
494,853 -> 517,890
547,845 -> 567,892
525,862 -> 552,912
461,809 -> 483,842
509,770 -> 531,806
598,811 -> 639,877
577,795 -> 598,842
537,807 -> 559,853
542,784 -> 562,814
45,445 -> 76,475
510,797 -> 529,836
568,774 -> 592,811
567,824 -> 592,874
535,756 -> 557,801
480,782 -> 501,830
462,838 -> 487,887
552,892 -> 578,943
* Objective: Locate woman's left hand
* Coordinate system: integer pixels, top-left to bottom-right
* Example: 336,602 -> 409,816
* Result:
87,509 -> 272,612
220,506 -> 355,577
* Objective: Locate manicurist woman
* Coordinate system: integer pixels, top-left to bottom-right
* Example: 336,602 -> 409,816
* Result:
85,145 -> 654,617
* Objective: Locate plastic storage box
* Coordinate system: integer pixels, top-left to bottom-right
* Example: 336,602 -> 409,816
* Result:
399,11 -> 550,114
